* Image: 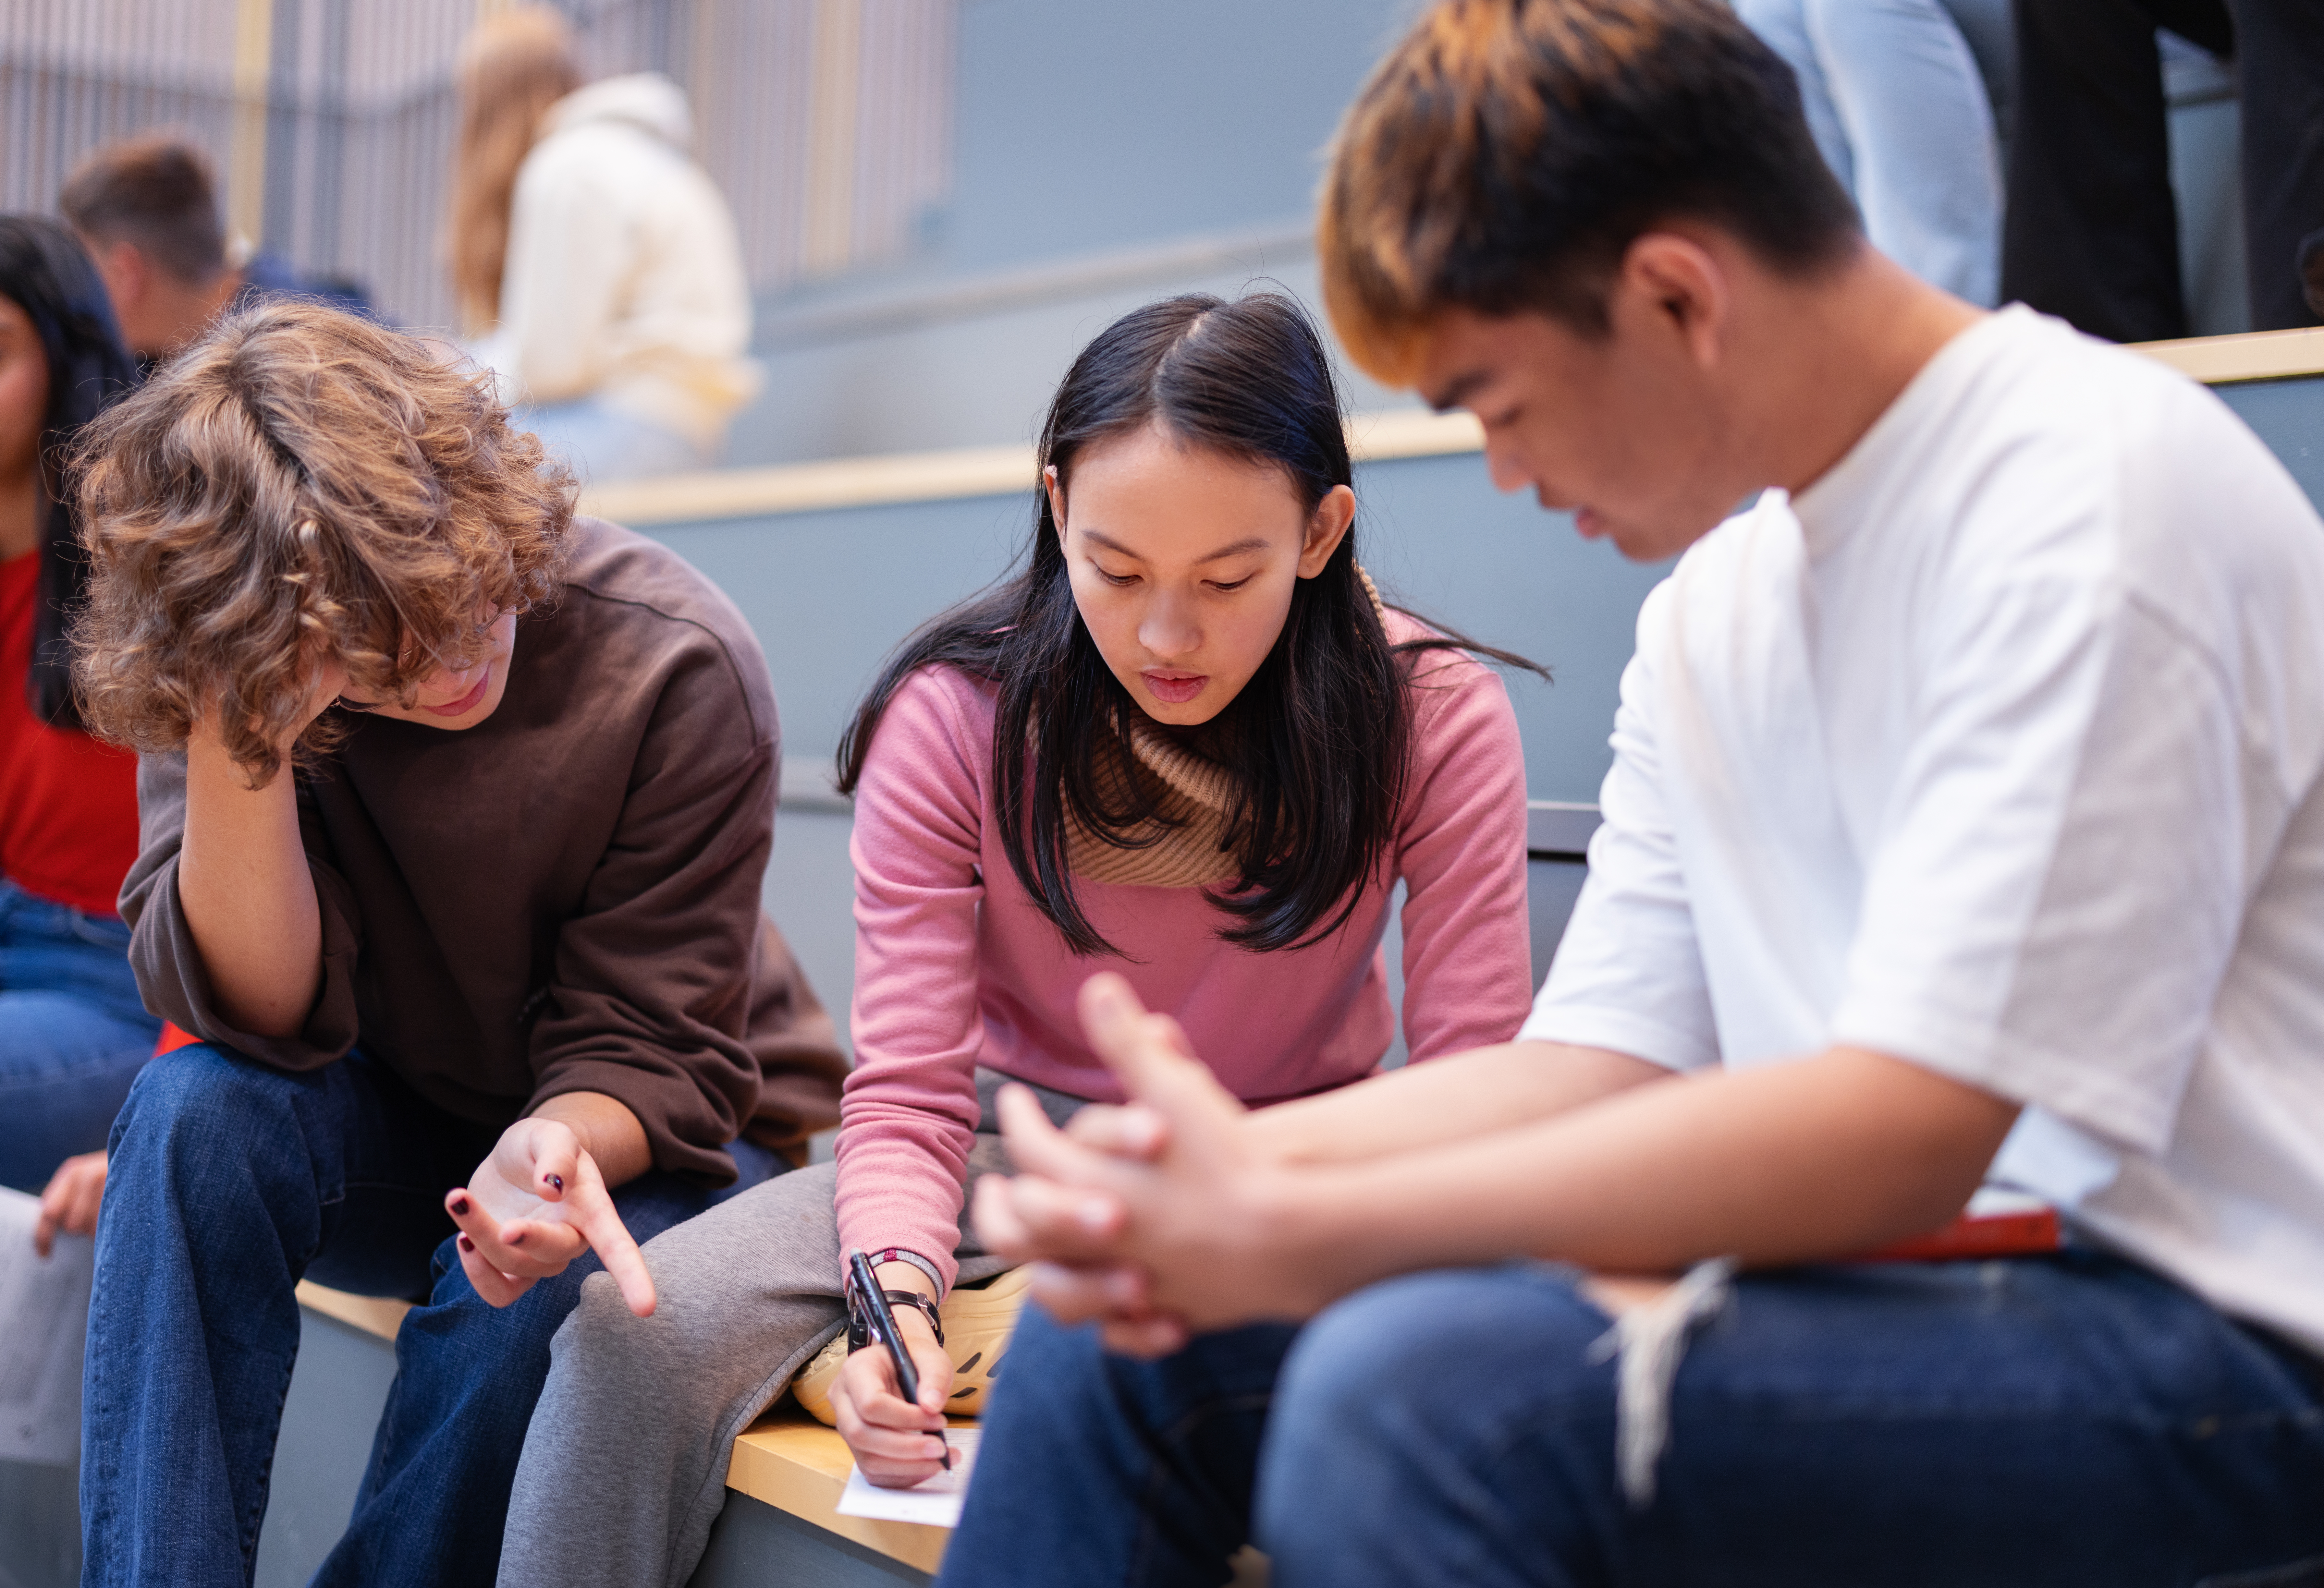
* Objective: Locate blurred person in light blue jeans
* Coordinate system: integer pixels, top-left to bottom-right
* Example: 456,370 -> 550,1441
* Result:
1737,0 -> 2003,305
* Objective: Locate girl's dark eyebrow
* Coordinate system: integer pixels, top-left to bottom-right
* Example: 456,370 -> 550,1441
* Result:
1081,528 -> 1273,563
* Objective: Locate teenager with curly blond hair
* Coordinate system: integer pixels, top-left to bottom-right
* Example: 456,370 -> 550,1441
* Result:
68,298 -> 845,1587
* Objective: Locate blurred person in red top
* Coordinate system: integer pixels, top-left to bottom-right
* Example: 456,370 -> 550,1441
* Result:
0,216 -> 147,1247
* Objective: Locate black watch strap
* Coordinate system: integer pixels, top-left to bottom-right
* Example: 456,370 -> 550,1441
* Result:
844,1281 -> 946,1353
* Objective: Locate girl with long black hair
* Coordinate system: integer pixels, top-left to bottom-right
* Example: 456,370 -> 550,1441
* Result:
0,215 -> 146,1249
496,293 -> 1538,1588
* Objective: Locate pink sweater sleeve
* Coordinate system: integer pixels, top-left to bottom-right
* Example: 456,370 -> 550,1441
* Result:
833,668 -> 990,1289
1394,650 -> 1535,1061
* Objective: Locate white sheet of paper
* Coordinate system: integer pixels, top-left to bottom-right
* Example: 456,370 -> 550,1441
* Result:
834,1425 -> 983,1528
0,1185 -> 94,1464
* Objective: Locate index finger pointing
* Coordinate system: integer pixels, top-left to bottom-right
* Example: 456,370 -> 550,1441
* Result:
568,1171 -> 656,1317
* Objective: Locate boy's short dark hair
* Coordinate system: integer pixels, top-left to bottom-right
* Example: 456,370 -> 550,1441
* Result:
1319,0 -> 1860,381
59,134 -> 229,287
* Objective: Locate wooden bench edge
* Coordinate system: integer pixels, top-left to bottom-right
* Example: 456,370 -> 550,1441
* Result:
295,1280 -> 412,1342
726,1407 -> 961,1575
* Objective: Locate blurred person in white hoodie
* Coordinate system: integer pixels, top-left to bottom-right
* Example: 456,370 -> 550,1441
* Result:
448,7 -> 756,482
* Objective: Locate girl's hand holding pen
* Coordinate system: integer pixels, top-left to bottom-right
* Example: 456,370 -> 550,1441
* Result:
830,1255 -> 956,1488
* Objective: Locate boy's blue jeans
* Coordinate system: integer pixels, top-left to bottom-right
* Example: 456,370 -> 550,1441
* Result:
944,1253 -> 2324,1588
79,1042 -> 778,1588
0,877 -> 161,1191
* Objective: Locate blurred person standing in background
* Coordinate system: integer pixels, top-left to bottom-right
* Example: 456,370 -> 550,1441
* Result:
59,135 -> 372,369
2005,0 -> 2324,340
0,218 -> 148,1246
1735,0 -> 2003,305
450,6 -> 757,483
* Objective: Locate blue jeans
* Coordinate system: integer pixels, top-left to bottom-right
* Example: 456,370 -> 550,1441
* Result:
79,1042 -> 778,1588
943,1255 -> 2324,1587
0,877 -> 161,1192
1735,0 -> 2003,305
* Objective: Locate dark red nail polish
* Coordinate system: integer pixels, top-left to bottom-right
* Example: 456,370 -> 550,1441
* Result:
458,1233 -> 474,1251
546,1174 -> 564,1193
450,1196 -> 470,1215
507,1230 -> 525,1245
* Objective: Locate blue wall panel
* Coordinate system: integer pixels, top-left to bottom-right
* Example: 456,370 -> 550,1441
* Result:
2214,375 -> 2324,509
939,0 -> 1417,274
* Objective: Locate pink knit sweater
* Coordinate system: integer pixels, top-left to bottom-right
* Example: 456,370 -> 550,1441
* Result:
834,614 -> 1535,1285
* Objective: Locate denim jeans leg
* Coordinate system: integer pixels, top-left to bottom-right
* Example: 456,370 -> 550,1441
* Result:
1255,1256 -> 2324,1588
940,1303 -> 1299,1588
311,1140 -> 781,1588
79,1044 -> 383,1587
1807,0 -> 2003,304
1732,0 -> 1855,193
0,880 -> 162,1191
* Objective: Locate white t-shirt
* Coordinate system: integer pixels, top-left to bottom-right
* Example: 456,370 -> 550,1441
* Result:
1523,306 -> 2324,1353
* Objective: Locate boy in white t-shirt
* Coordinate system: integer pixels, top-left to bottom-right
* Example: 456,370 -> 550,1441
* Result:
935,1 -> 2324,1584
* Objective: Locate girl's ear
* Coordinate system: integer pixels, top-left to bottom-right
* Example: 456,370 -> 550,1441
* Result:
1044,464 -> 1068,545
1297,484 -> 1356,578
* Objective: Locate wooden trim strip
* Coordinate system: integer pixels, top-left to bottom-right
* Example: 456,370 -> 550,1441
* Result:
582,443 -> 1034,527
727,1407 -> 958,1574
2131,325 -> 2324,384
584,328 -> 2309,529
580,411 -> 1486,528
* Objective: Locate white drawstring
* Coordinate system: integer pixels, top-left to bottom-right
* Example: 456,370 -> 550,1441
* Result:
1584,1256 -> 1737,1508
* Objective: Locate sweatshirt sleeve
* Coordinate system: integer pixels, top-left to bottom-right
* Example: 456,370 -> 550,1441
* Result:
119,751 -> 366,1069
523,708 -> 777,1184
738,912 -> 850,1167
1392,652 -> 1536,1061
832,669 -> 990,1291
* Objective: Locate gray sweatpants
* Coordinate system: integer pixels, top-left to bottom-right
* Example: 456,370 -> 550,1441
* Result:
495,1073 -> 1087,1588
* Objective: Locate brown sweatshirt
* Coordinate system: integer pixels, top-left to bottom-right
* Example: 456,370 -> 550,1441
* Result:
119,517 -> 847,1182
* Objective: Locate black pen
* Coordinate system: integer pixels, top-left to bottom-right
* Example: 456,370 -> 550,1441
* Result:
848,1248 -> 951,1469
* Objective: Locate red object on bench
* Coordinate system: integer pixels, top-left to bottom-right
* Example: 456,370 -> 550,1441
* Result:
154,1022 -> 203,1056
1856,1190 -> 2061,1264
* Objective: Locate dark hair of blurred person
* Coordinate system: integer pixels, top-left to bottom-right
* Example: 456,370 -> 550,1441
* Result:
0,214 -> 152,1250
61,132 -> 373,364
58,135 -> 235,362
447,6 -> 582,336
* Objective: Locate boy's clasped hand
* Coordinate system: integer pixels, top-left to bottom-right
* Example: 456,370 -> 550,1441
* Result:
977,973 -> 1313,1355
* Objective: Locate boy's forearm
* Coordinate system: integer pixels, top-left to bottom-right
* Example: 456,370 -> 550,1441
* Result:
177,726 -> 324,1038
529,1091 -> 652,1187
1261,1047 -> 2020,1305
1245,1040 -> 1671,1166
